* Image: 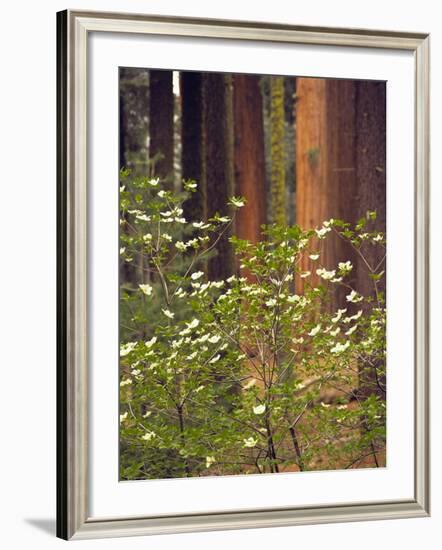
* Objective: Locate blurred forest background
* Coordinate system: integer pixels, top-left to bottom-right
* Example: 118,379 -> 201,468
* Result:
119,69 -> 385,298
119,68 -> 386,479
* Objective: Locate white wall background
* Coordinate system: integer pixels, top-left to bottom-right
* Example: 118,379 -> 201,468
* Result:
0,1 -> 439,548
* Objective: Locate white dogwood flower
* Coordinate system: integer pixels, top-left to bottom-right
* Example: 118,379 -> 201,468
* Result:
346,290 -> 363,303
316,226 -> 331,238
206,456 -> 216,468
139,283 -> 153,296
145,336 -> 157,348
316,268 -> 336,280
308,324 -> 321,337
330,341 -> 350,354
141,431 -> 156,441
338,261 -> 353,272
253,404 -> 266,415
120,342 -> 137,357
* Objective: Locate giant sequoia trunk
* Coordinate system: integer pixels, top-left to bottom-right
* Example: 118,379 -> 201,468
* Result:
149,70 -> 174,184
354,81 -> 387,300
233,74 -> 267,243
296,77 -> 386,407
202,73 -> 235,280
354,81 -> 387,401
270,76 -> 287,226
295,78 -> 358,309
181,72 -> 205,223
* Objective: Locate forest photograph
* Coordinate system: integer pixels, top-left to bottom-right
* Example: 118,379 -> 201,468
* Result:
119,68 -> 387,481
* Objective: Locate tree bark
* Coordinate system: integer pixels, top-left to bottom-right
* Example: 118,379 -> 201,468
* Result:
270,77 -> 287,226
354,81 -> 387,298
202,73 -> 235,280
295,77 -> 358,309
149,70 -> 174,184
181,72 -> 205,223
233,74 -> 267,243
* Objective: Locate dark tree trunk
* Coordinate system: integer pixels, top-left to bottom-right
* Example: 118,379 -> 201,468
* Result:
354,81 -> 387,401
149,70 -> 174,184
181,72 -> 205,222
119,90 -> 127,170
119,67 -> 149,174
202,73 -> 235,280
354,81 -> 387,298
233,74 -> 267,244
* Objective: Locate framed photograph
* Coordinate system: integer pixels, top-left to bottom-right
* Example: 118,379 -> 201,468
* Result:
57,9 -> 430,540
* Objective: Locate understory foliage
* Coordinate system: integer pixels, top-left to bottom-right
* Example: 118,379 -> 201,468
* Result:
119,171 -> 386,479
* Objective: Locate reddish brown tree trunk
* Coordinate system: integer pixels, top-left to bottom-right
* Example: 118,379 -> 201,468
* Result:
295,77 -> 358,308
233,74 -> 267,244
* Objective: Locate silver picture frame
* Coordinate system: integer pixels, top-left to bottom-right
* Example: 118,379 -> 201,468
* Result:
56,9 -> 430,540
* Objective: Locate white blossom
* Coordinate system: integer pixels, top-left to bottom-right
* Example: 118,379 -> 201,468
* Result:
265,298 -> 277,307
332,308 -> 347,323
309,254 -> 320,261
338,261 -> 353,272
330,341 -> 350,354
253,404 -> 266,415
120,412 -> 128,423
206,456 -> 216,468
162,309 -> 174,319
191,271 -> 204,280
308,324 -> 321,337
120,378 -> 132,387
173,241 -> 187,253
141,431 -> 156,441
344,310 -> 363,323
145,336 -> 157,348
316,268 -> 336,280
230,197 -> 245,208
316,226 -> 331,238
346,290 -> 363,303
208,334 -> 221,344
187,318 -> 200,329
243,437 -> 258,448
209,354 -> 221,364
139,283 -> 153,296
120,342 -> 137,357
345,325 -> 358,336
